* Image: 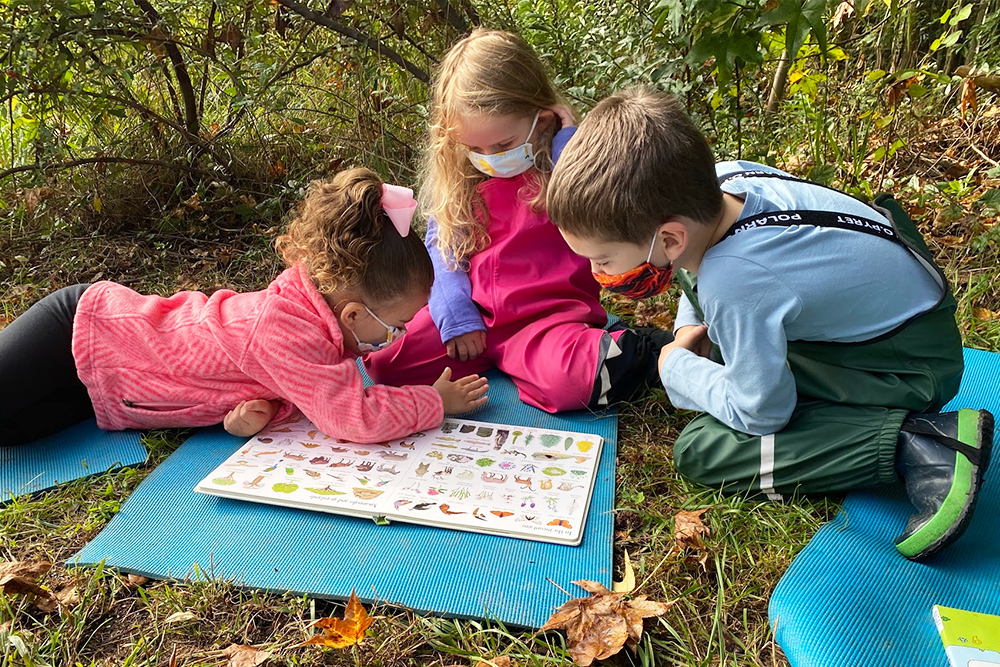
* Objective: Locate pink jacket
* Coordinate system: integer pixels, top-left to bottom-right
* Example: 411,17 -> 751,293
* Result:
72,265 -> 443,442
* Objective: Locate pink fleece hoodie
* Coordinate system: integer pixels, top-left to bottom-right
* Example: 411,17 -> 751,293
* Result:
71,264 -> 443,442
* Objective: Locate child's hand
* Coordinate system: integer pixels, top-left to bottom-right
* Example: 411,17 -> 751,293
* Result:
658,325 -> 711,372
223,399 -> 281,437
433,367 -> 489,415
549,104 -> 577,129
445,330 -> 487,361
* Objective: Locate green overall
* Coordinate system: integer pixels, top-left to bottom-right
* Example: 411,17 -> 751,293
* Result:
672,194 -> 964,498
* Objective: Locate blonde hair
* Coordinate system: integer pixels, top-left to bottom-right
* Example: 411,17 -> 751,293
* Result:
548,87 -> 723,243
276,168 -> 433,305
422,29 -> 570,266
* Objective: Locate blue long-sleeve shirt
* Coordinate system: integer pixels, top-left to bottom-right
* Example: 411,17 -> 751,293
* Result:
662,161 -> 943,435
426,127 -> 577,342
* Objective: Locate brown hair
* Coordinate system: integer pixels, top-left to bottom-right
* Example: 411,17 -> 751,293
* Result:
422,28 -> 571,266
547,87 -> 723,244
276,168 -> 433,306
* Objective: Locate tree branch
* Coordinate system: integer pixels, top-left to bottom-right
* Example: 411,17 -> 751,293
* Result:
432,0 -> 469,33
0,157 -> 219,183
5,86 -> 231,171
273,0 -> 430,83
133,0 -> 200,136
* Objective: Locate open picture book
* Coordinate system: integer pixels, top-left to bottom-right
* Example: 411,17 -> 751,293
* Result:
195,415 -> 605,545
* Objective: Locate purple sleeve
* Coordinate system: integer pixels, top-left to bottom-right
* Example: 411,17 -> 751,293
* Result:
552,126 -> 576,163
425,217 -> 487,344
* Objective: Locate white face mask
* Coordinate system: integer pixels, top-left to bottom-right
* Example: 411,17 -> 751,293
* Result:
352,304 -> 406,354
464,111 -> 540,178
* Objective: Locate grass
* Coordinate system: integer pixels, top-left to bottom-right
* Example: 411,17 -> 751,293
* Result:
2,99 -> 999,665
0,390 -> 835,666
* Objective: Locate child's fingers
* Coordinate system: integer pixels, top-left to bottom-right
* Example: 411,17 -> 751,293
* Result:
445,340 -> 457,359
466,394 -> 489,409
456,374 -> 488,389
467,384 -> 489,401
435,367 -> 453,384
243,399 -> 270,414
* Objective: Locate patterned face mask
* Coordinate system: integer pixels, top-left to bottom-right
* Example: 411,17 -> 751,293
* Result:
352,304 -> 406,354
593,234 -> 674,300
464,111 -> 540,178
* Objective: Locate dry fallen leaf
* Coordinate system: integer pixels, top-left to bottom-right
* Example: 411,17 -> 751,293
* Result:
961,78 -> 978,118
303,589 -> 373,648
163,611 -> 198,624
831,0 -> 855,28
0,560 -> 52,596
222,643 -> 273,667
33,583 -> 80,613
540,580 -> 673,666
126,574 -> 150,588
22,187 -> 56,217
442,656 -> 514,667
612,551 -> 635,593
672,508 -> 711,553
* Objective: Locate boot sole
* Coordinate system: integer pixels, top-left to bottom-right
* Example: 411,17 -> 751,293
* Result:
895,409 -> 995,561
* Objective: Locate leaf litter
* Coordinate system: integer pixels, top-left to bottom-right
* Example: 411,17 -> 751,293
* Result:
539,579 -> 673,666
0,560 -> 80,612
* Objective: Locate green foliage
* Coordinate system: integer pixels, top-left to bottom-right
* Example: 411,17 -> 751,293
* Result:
1,0 -> 467,234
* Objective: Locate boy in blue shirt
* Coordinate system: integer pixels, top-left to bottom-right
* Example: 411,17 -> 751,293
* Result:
546,86 -> 993,561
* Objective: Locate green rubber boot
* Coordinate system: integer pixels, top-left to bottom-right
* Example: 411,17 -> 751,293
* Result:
894,408 -> 994,561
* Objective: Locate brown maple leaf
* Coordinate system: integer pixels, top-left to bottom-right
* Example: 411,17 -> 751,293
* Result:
303,589 -> 373,648
222,643 -> 273,667
540,580 -> 673,666
672,508 -> 711,553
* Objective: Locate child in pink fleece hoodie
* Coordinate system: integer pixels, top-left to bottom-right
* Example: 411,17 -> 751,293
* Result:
0,168 -> 488,446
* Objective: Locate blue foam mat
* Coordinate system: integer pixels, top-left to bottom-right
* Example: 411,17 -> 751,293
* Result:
1,418 -> 147,504
770,348 -> 1000,667
69,370 -> 616,629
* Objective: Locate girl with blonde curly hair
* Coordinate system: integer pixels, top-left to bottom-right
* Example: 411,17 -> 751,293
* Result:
364,29 -> 670,412
0,168 -> 488,445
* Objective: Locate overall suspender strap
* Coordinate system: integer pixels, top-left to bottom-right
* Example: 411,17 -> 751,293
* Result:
717,169 -> 946,289
721,208 -> 904,246
717,170 -> 904,247
714,169 -> 950,343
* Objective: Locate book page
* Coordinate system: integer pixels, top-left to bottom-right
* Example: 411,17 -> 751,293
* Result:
195,416 -> 604,545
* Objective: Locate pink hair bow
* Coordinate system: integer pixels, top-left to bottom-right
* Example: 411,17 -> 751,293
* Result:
381,183 -> 417,237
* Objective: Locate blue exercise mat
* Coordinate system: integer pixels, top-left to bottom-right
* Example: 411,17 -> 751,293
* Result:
770,347 -> 1000,667
68,370 -> 616,629
1,419 -> 146,504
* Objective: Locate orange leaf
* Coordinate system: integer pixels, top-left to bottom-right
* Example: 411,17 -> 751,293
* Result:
303,589 -> 373,648
961,79 -> 978,117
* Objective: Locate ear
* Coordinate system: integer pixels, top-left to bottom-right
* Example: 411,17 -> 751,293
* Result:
536,108 -> 557,133
656,221 -> 689,263
338,301 -> 366,329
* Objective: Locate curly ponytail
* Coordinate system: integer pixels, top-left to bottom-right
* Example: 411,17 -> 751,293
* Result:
276,168 -> 433,305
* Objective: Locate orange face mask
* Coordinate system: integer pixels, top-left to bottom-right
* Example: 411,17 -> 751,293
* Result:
592,235 -> 673,300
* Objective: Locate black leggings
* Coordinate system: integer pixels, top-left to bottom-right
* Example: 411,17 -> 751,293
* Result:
0,284 -> 94,445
